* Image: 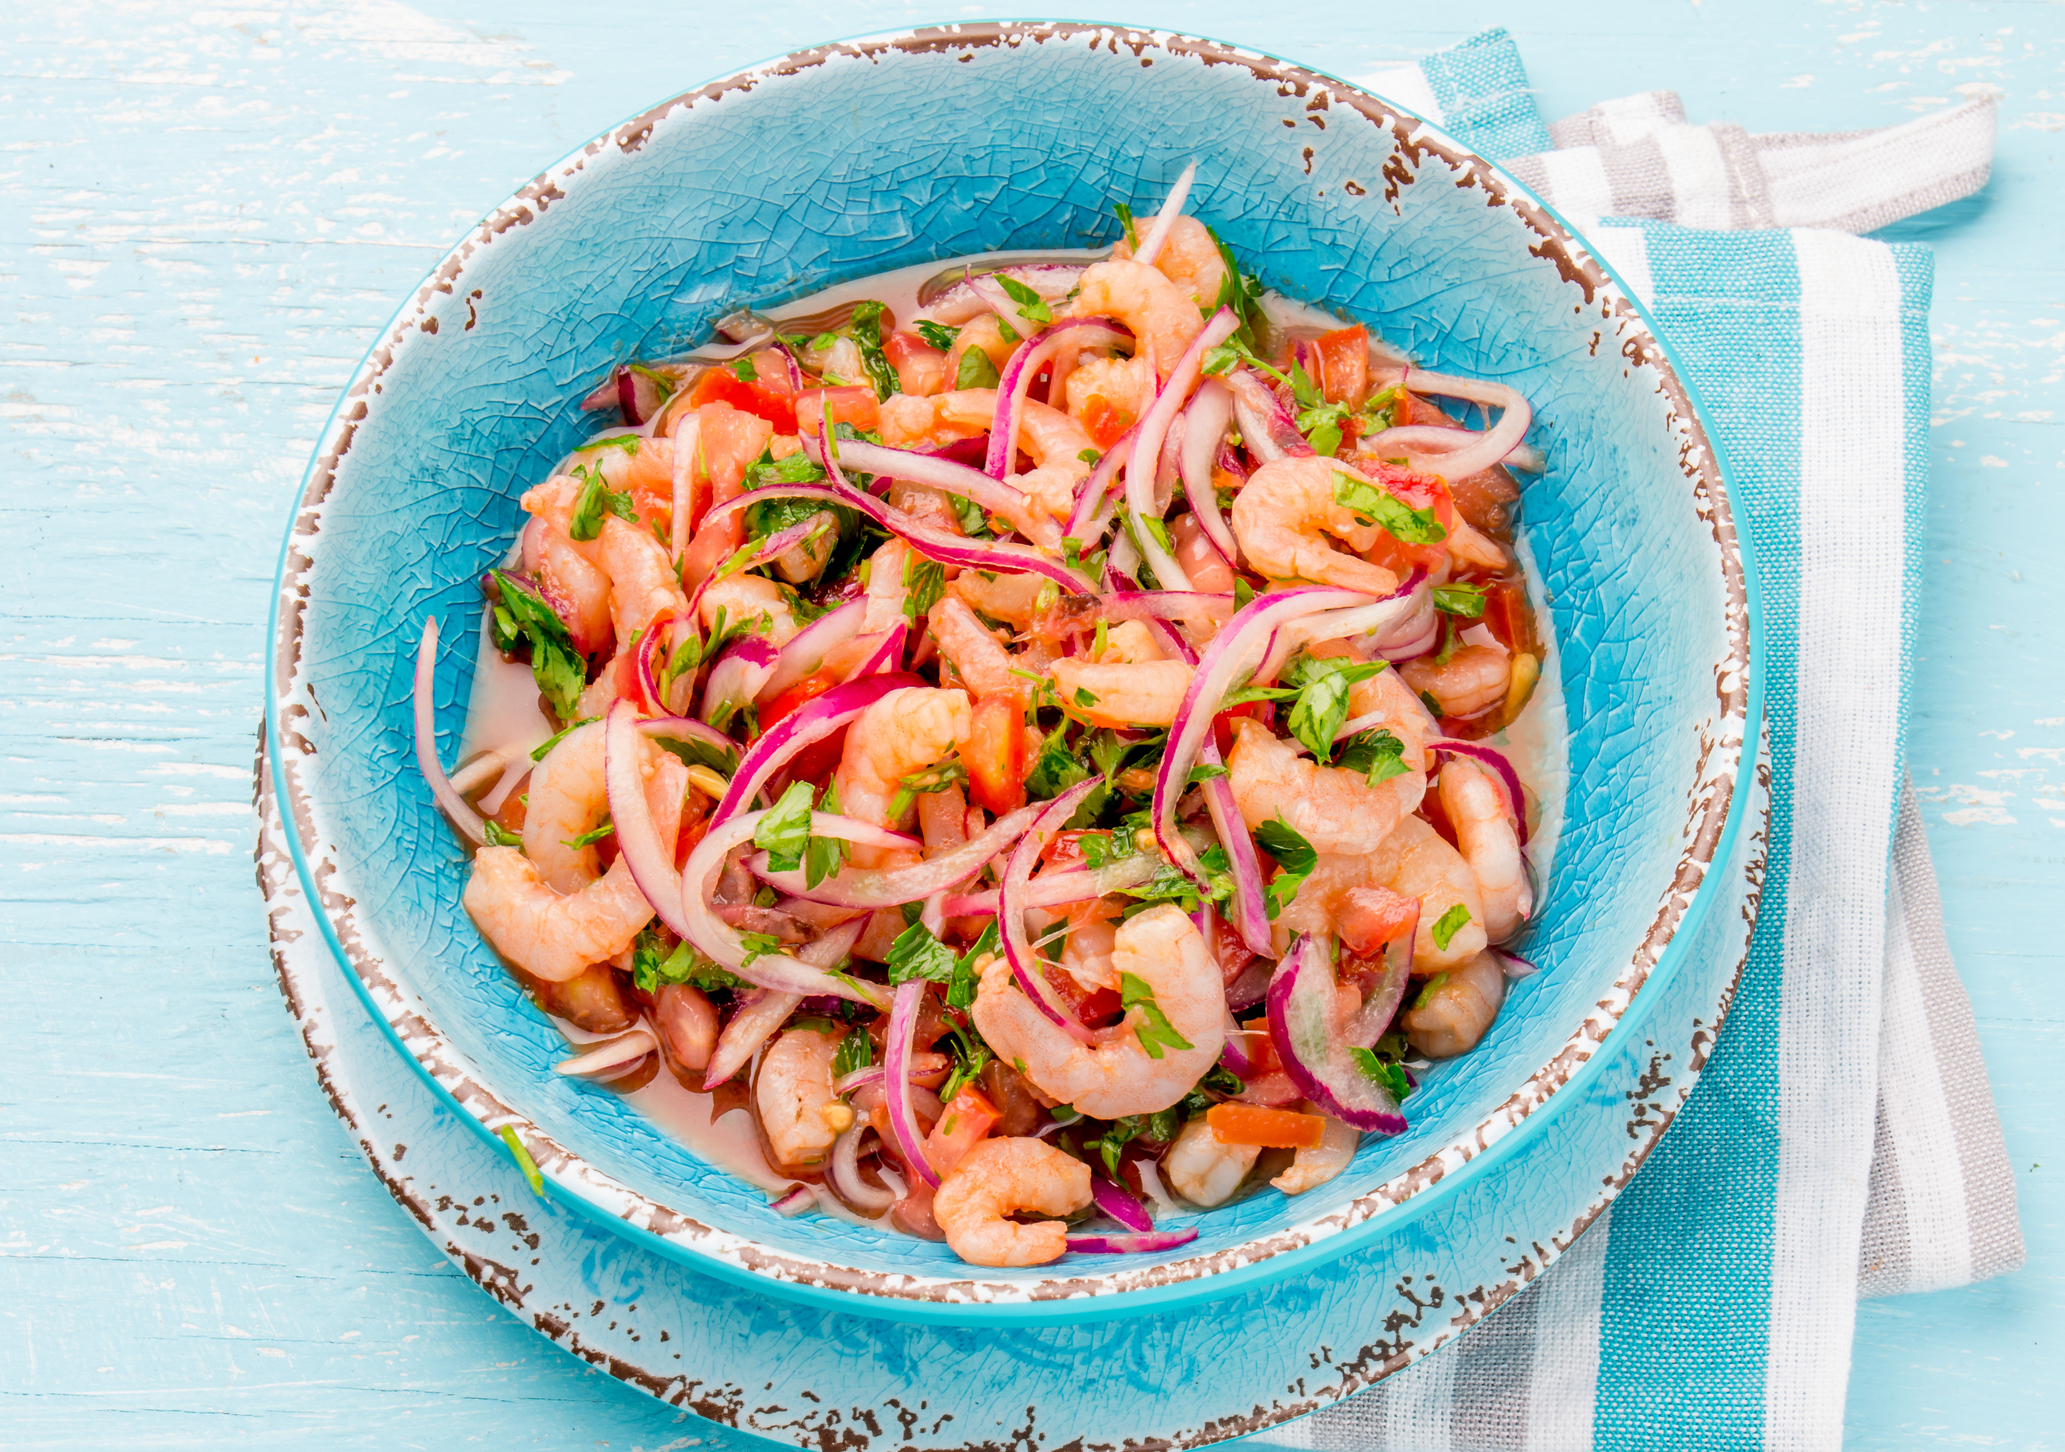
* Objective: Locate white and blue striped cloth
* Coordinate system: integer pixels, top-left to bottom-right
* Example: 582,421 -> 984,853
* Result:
1259,31 -> 2022,1452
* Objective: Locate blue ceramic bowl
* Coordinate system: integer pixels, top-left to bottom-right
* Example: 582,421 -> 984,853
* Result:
267,22 -> 1756,1325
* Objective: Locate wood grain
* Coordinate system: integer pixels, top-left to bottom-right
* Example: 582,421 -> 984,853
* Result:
3,1 -> 2056,1445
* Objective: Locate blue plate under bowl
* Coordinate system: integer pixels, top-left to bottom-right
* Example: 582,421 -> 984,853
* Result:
266,21 -> 1757,1327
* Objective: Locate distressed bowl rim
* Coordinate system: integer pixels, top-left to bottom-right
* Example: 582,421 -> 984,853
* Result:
264,18 -> 1762,1325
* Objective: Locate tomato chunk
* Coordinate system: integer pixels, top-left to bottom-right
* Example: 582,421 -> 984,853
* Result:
922,1085 -> 1000,1177
686,366 -> 798,435
1206,1103 -> 1327,1149
1315,325 -> 1370,409
883,331 -> 948,397
964,693 -> 1029,814
760,668 -> 842,731
1080,395 -> 1132,450
795,385 -> 880,436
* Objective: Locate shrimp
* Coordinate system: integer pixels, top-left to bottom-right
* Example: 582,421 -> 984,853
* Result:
931,596 -> 1027,703
463,847 -> 654,983
755,1026 -> 843,1169
1073,259 -> 1203,380
932,1136 -> 1092,1268
936,389 -> 1097,529
1227,716 -> 1426,857
1270,1110 -> 1360,1195
833,686 -> 972,864
522,720 -> 610,893
1399,642 -> 1510,719
1445,517 -> 1510,574
1164,1115 -> 1260,1208
1049,657 -> 1193,728
1376,815 -> 1488,973
862,538 -> 910,633
1116,214 -> 1230,315
1064,352 -> 1154,429
520,475 -> 614,655
1400,949 -> 1506,1057
950,567 -> 1050,632
943,313 -> 1017,386
970,904 -> 1227,1118
698,571 -> 802,648
652,983 -> 718,1077
1058,898 -> 1119,992
1093,619 -> 1164,664
1440,757 -> 1531,943
1231,456 -> 1400,596
598,515 -> 689,643
1170,512 -> 1236,596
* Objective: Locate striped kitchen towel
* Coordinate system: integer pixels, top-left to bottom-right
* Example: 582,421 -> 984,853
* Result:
1256,31 -> 2022,1452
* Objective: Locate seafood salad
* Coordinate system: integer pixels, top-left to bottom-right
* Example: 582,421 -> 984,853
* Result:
415,165 -> 1551,1269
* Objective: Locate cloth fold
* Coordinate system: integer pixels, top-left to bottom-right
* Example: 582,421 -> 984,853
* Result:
1253,30 -> 2020,1452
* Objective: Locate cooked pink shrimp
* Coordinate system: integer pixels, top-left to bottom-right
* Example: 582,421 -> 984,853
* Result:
1116,214 -> 1230,314
1170,512 -> 1236,596
949,568 -> 1050,631
1073,259 -> 1203,380
598,515 -> 689,643
1227,717 -> 1427,857
1375,815 -> 1488,973
1049,657 -> 1194,728
862,538 -> 910,633
940,389 -> 1097,528
932,1137 -> 1092,1268
1164,1115 -> 1260,1207
942,313 -> 1017,385
833,686 -> 972,864
462,847 -> 654,983
971,904 -> 1227,1118
1399,643 -> 1510,719
1445,517 -> 1510,574
520,475 -> 614,655
652,983 -> 717,1075
522,720 -> 610,892
1231,456 -> 1401,595
1440,757 -> 1530,943
698,572 -> 802,647
1271,1110 -> 1360,1195
1400,949 -> 1507,1057
931,596 -> 1027,703
755,1025 -> 844,1169
1064,352 -> 1154,427
1058,900 -> 1120,992
590,434 -> 675,496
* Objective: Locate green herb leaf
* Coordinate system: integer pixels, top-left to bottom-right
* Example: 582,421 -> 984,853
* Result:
1280,652 -> 1385,764
1420,688 -> 1446,720
949,921 -> 1000,1011
497,1125 -> 545,1197
1186,762 -> 1229,785
491,570 -> 587,721
741,447 -> 827,493
568,465 -> 640,542
1119,971 -> 1194,1060
632,926 -> 745,994
1332,471 -> 1448,544
1336,727 -> 1410,787
1086,1115 -> 1144,1177
804,779 -> 849,890
560,815 -> 614,850
831,1028 -> 873,1080
753,780 -> 815,874
1115,201 -> 1139,248
902,552 -> 945,623
1255,815 -> 1317,921
1412,971 -> 1450,1009
1077,447 -> 1102,466
737,931 -> 784,968
482,818 -> 522,849
1430,902 -> 1473,951
573,433 -> 641,455
1348,1045 -> 1413,1101
994,273 -> 1053,328
886,759 -> 966,821
530,715 -> 599,762
847,299 -> 901,401
937,1021 -> 994,1105
1233,576 -> 1255,611
915,320 -> 960,353
1024,727 -> 1091,801
730,358 -> 758,382
886,920 -> 957,987
744,491 -> 830,540
955,346 -> 1001,390
1432,582 -> 1488,617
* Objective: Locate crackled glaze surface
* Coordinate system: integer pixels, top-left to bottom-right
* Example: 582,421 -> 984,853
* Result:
266,22 -> 1753,1319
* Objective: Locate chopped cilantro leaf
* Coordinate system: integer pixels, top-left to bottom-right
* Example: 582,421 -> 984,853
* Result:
1024,728 -> 1090,801
994,273 -> 1053,328
886,920 -> 957,986
804,779 -> 848,890
1280,651 -> 1385,764
1332,472 -> 1448,545
490,570 -> 587,721
482,818 -> 522,849
729,358 -> 757,382
848,299 -> 900,401
915,320 -> 960,353
1430,902 -> 1473,951
568,465 -> 639,542
1119,971 -> 1194,1060
560,815 -> 613,850
955,347 -> 1000,390
1336,727 -> 1411,787
1115,201 -> 1139,248
530,715 -> 598,762
831,1028 -> 872,1080
741,447 -> 826,493
1255,815 -> 1317,920
949,921 -> 1000,1011
632,926 -> 745,994
902,552 -> 945,623
1349,1045 -> 1413,1101
753,780 -> 815,874
737,931 -> 784,967
1432,582 -> 1488,617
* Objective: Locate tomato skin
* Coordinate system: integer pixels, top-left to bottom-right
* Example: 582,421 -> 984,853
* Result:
795,385 -> 880,436
1041,964 -> 1122,1027
882,331 -> 948,397
1477,578 -> 1540,657
1315,325 -> 1370,408
759,669 -> 842,731
921,1085 -> 1000,1177
686,366 -> 798,434
1080,395 -> 1132,450
964,694 -> 1029,814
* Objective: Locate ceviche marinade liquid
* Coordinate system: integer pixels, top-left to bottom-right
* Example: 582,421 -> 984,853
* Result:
430,197 -> 1566,1263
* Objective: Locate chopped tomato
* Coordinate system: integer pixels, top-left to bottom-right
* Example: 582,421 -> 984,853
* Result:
1477,577 -> 1540,658
1315,325 -> 1370,408
795,384 -> 880,436
922,1085 -> 1000,1177
1336,884 -> 1418,957
1041,962 -> 1122,1028
686,366 -> 798,435
680,402 -> 774,590
760,668 -> 842,732
883,331 -> 948,397
1211,699 -> 1267,759
1042,830 -> 1095,868
1238,1013 -> 1284,1076
1080,395 -> 1132,450
964,694 -> 1029,814
1206,1103 -> 1327,1149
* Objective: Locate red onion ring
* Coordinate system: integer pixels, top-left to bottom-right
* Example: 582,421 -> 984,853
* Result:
999,781 -> 1104,1044
1427,739 -> 1530,846
938,855 -> 1158,918
1091,1174 -> 1154,1232
828,1118 -> 895,1215
755,596 -> 865,705
603,700 -> 697,939
711,673 -> 918,826
770,1184 -> 816,1217
1130,160 -> 1198,269
1360,368 -> 1533,483
751,800 -> 1043,909
413,618 -> 487,847
698,635 -> 780,726
1224,368 -> 1313,464
1251,567 -> 1428,688
1065,423 -> 1138,544
987,318 -> 1133,482
1178,377 -> 1241,567
924,262 -> 1087,323
1124,307 -> 1240,591
1266,933 -> 1407,1134
1065,1228 -> 1199,1254
554,1028 -> 658,1079
883,980 -> 939,1188
1495,948 -> 1541,980
830,437 -> 1058,549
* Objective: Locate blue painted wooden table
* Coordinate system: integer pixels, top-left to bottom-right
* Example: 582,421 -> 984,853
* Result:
4,2 -> 2056,1445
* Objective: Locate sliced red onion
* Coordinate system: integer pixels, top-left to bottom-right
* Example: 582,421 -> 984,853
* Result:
638,714 -> 742,770
1125,307 -> 1239,592
834,1051 -> 947,1098
1151,586 -> 1379,891
987,318 -> 1133,481
681,511 -> 829,625
712,673 -> 917,826
755,596 -> 865,705
938,855 -> 1159,917
968,274 -> 1052,349
1065,424 -> 1138,544
1094,590 -> 1234,627
1225,368 -> 1313,464
1359,368 -> 1532,482
828,1118 -> 895,1215
669,410 -> 701,558
1346,941 -> 1414,1050
1219,1007 -> 1260,1077
999,782 -> 1104,1044
699,635 -> 781,727
1252,566 -> 1428,687
604,700 -> 697,939
1131,160 -> 1199,269
1065,1228 -> 1199,1254
1224,958 -> 1272,1013
883,980 -> 939,1188
750,801 -> 1044,908
1374,616 -> 1441,663
632,610 -> 679,716
616,366 -> 667,428
770,1184 -> 816,1217
1091,1174 -> 1154,1232
923,262 -> 1088,323
828,438 -> 1057,549
843,624 -> 906,681
555,1029 -> 658,1079
767,339 -> 806,395
705,994 -> 793,1090
1428,739 -> 1530,847
679,814 -> 901,1006
1495,948 -> 1540,980
1179,378 -> 1241,566
413,618 -> 486,847
1266,933 -> 1407,1134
